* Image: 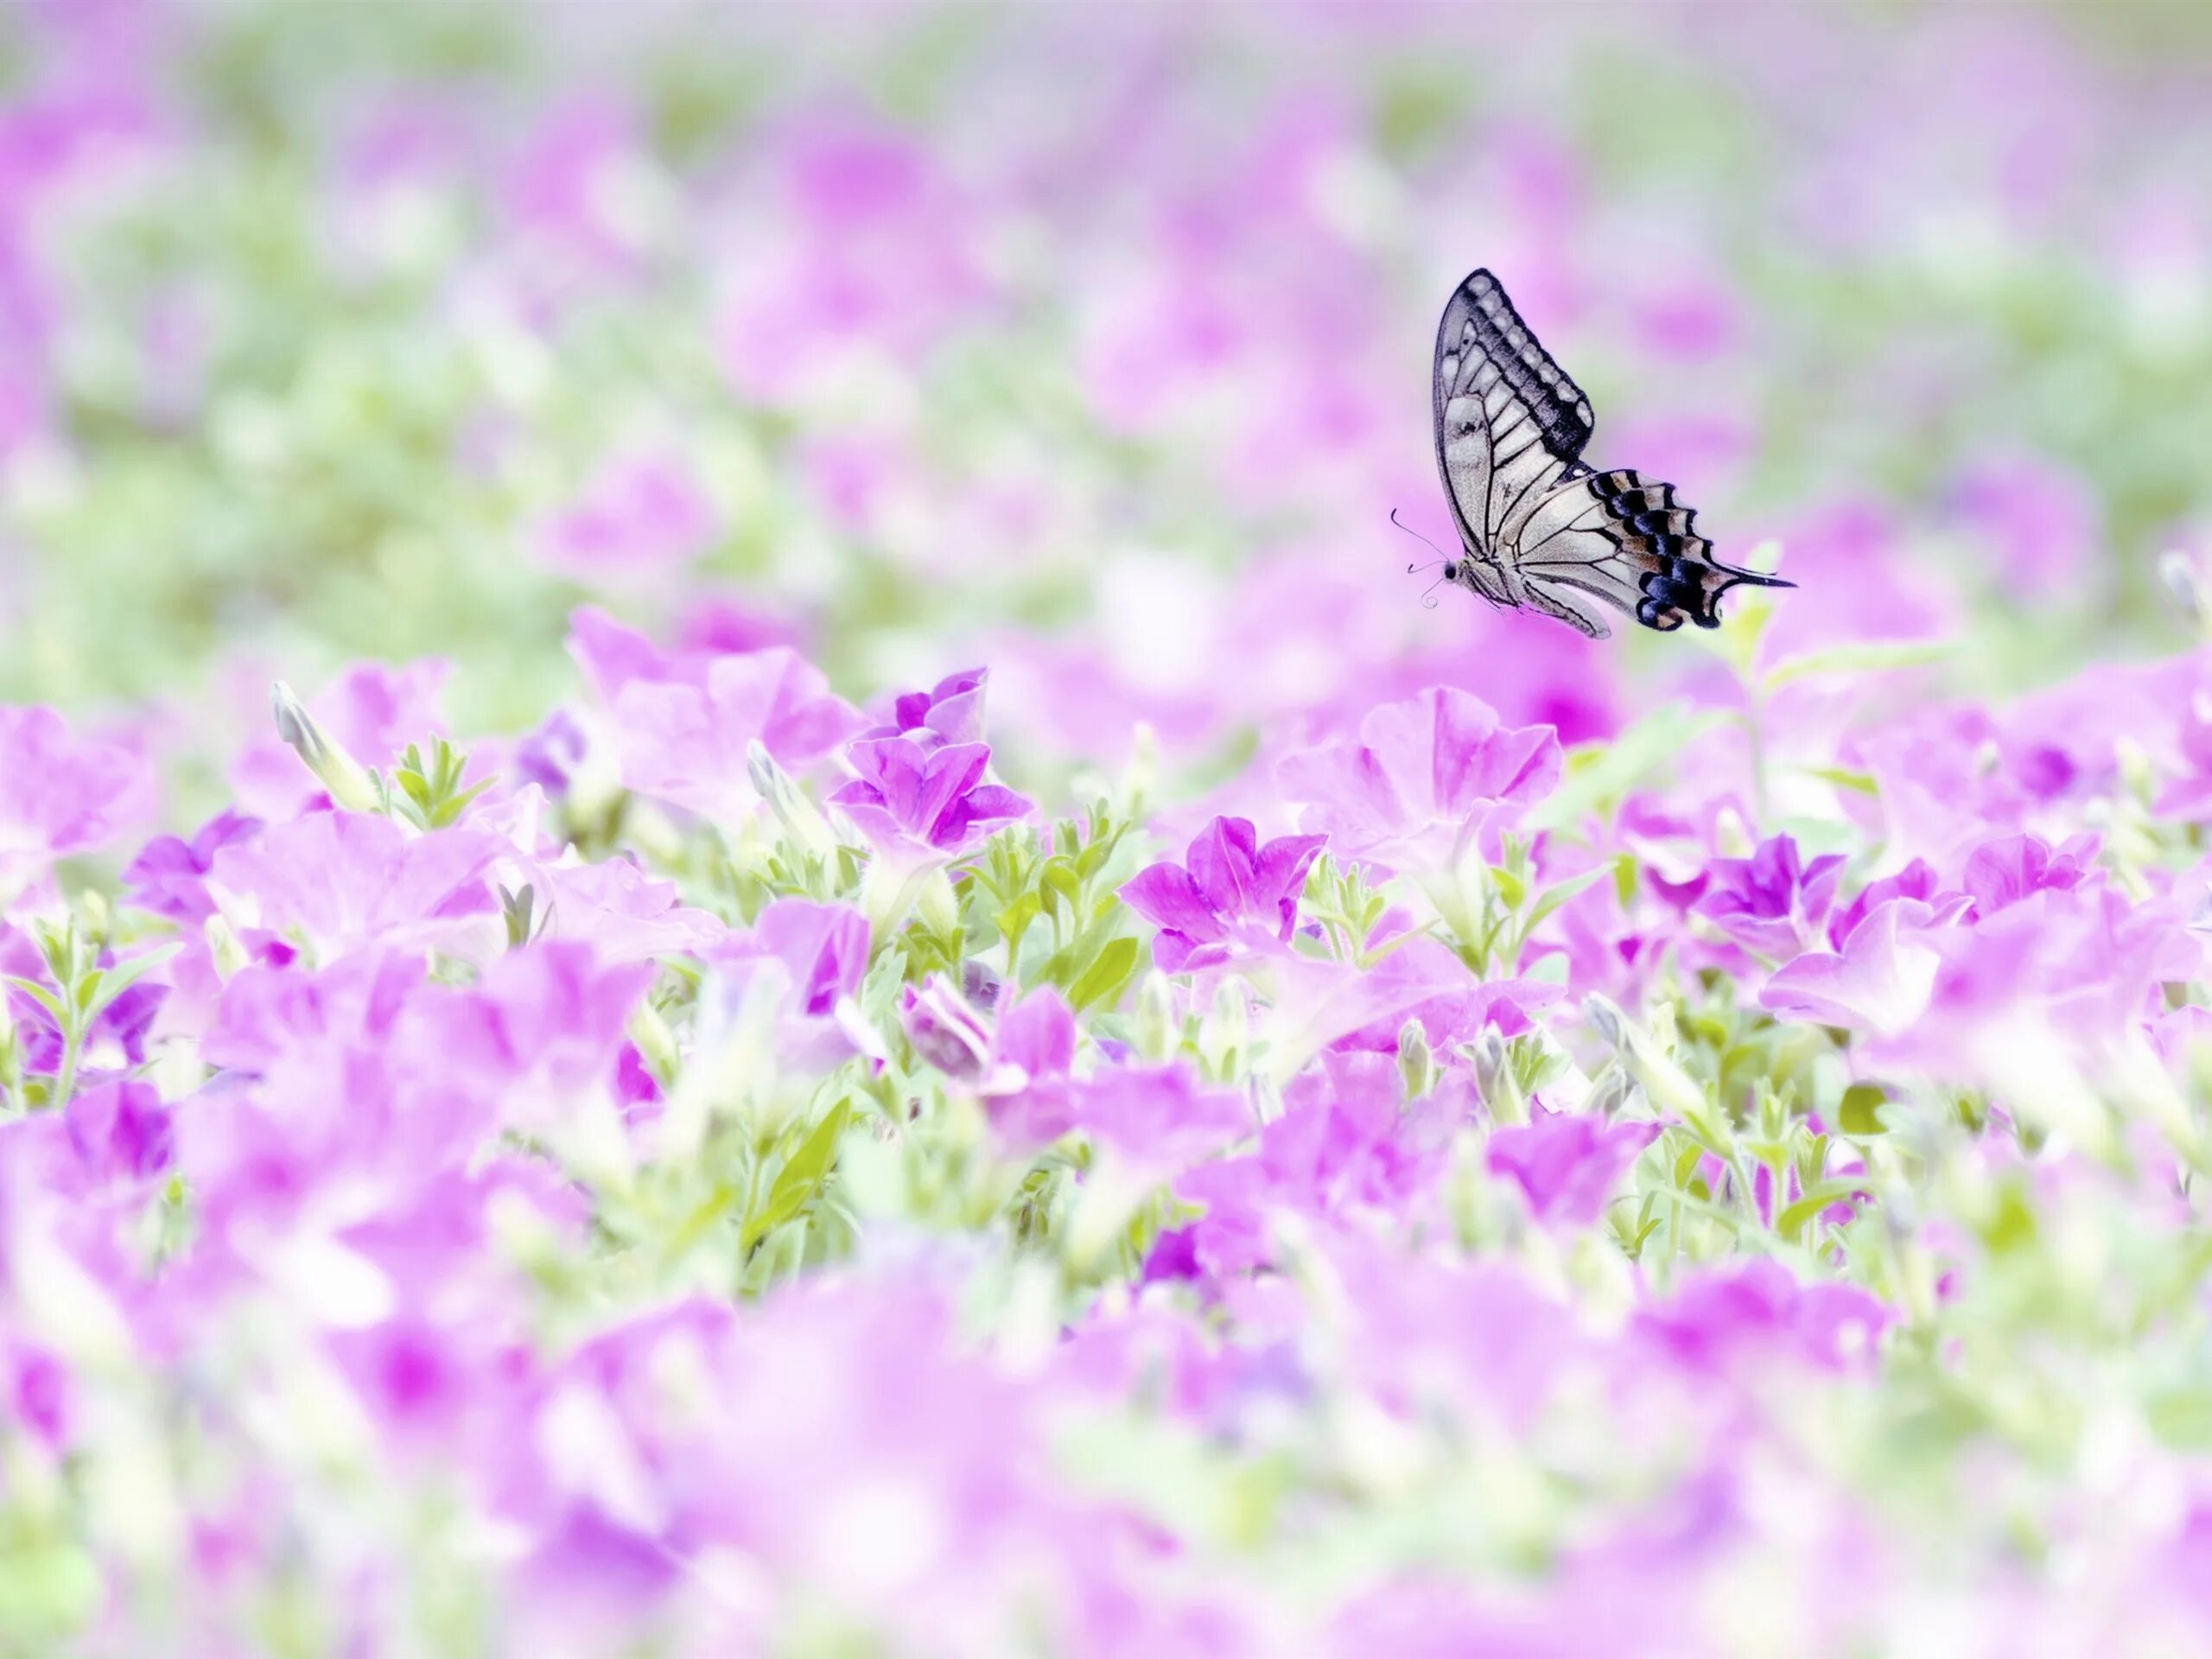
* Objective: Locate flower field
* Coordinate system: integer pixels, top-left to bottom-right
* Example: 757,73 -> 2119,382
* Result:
10,3 -> 2212,1655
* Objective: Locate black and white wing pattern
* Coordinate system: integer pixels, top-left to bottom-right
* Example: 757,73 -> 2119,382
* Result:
1430,268 -> 1790,639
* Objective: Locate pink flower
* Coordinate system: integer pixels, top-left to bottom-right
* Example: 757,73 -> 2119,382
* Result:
1166,1052 -> 1459,1279
62,1079 -> 174,1188
866,667 -> 990,749
518,855 -> 727,965
208,812 -> 501,963
1066,1061 -> 1251,1182
743,899 -> 870,1019
1634,1260 -> 1891,1375
1960,832 -> 2096,918
1948,449 -> 2095,599
539,454 -> 717,578
1277,687 -> 1560,873
1763,897 -> 1952,1038
0,704 -> 157,899
830,737 -> 1031,858
1487,1107 -> 1661,1227
613,652 -> 863,824
1692,835 -> 1846,963
978,988 -> 1079,1149
122,808 -> 262,922
1122,816 -> 1325,972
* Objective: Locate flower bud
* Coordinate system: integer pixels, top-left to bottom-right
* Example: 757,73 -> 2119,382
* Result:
1396,1018 -> 1436,1102
270,681 -> 381,814
747,740 -> 839,862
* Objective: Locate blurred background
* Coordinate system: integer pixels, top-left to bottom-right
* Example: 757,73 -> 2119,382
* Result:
3,0 -> 2210,814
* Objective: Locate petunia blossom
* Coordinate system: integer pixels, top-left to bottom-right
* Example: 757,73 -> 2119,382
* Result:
1121,815 -> 1325,972
1692,835 -> 1846,963
830,736 -> 1031,858
1276,686 -> 1559,874
610,651 -> 864,826
1487,1106 -> 1662,1228
207,811 -> 502,965
865,667 -> 990,749
0,705 -> 159,902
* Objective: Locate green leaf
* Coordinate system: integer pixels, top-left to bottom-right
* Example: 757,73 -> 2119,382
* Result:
997,891 -> 1040,956
744,1099 -> 851,1249
1838,1083 -> 1888,1135
1042,859 -> 1082,911
3,976 -> 69,1026
1775,1179 -> 1865,1242
1799,765 -> 1880,797
1522,860 -> 1619,932
1069,937 -> 1141,1014
1760,639 -> 1957,696
79,947 -> 179,1021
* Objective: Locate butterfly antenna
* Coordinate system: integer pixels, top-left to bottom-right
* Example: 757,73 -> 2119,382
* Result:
1390,508 -> 1455,574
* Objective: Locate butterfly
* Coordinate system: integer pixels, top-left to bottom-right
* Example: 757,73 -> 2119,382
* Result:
1419,267 -> 1789,638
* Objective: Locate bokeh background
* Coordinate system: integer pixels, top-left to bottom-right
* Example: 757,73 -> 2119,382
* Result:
14,6 -> 2212,1656
8,0 -> 2212,817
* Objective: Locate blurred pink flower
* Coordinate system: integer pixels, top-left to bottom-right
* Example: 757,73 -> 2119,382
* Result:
1488,1107 -> 1661,1228
540,454 -> 717,578
1634,1260 -> 1890,1376
1948,450 -> 2096,598
608,649 -> 863,825
0,704 -> 158,898
1277,687 -> 1560,873
208,812 -> 500,963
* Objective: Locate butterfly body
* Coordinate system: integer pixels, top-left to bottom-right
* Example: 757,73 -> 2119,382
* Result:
1429,268 -> 1789,638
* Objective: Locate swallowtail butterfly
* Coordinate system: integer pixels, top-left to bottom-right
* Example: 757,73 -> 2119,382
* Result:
1422,268 -> 1789,637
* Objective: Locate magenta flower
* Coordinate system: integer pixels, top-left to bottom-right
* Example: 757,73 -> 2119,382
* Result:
518,855 -> 726,965
1634,1260 -> 1891,1375
977,988 -> 1078,1149
1961,832 -> 2095,919
744,899 -> 870,1019
1763,897 -> 1952,1038
1692,835 -> 1846,962
1067,1061 -> 1249,1177
122,807 -> 263,923
1167,1051 -> 1459,1279
1121,816 -> 1325,972
1276,687 -> 1560,872
1487,1107 -> 1662,1227
208,812 -> 501,963
63,1079 -> 175,1186
867,667 -> 989,749
539,454 -> 716,578
830,737 -> 1031,858
0,704 -> 158,898
569,607 -> 862,823
612,652 -> 863,825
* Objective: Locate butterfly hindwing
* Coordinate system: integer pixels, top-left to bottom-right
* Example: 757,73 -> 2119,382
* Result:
1509,468 -> 1789,637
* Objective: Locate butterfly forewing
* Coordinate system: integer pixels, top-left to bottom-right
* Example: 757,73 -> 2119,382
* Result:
1433,269 -> 1596,557
1429,267 -> 1789,639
